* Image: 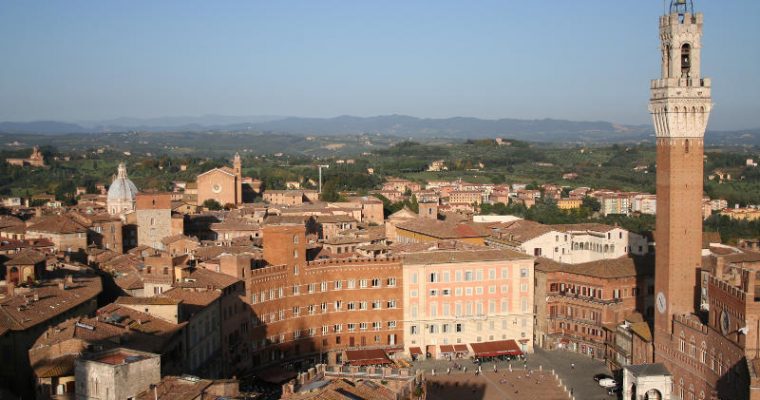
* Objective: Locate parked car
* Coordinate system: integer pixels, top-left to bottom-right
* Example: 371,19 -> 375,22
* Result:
599,378 -> 618,388
594,373 -> 613,382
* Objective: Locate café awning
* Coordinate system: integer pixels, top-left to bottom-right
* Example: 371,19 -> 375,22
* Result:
469,340 -> 523,358
409,347 -> 423,355
440,345 -> 455,353
345,349 -> 392,366
454,344 -> 469,353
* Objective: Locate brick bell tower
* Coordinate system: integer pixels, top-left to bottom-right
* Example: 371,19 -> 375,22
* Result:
651,0 -> 712,340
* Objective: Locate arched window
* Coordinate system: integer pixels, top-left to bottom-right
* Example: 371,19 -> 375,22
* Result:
681,43 -> 692,78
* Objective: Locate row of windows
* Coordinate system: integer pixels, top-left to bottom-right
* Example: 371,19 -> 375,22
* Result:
409,319 -> 530,335
409,298 -> 530,319
415,268 -> 529,284
253,300 -> 399,324
250,277 -> 398,303
418,284 -> 529,298
261,321 -> 398,344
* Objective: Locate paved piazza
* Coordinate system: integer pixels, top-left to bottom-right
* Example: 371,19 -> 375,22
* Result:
415,348 -> 615,400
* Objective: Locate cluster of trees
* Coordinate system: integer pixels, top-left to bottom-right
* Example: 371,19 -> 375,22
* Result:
480,197 -> 655,234
704,214 -> 760,244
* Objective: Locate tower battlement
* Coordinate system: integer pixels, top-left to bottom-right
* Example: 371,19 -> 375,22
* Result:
660,12 -> 703,28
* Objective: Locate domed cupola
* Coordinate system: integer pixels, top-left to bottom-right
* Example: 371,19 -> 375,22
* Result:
107,162 -> 138,216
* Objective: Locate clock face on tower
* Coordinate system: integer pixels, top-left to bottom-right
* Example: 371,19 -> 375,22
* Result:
656,292 -> 667,314
720,309 -> 730,335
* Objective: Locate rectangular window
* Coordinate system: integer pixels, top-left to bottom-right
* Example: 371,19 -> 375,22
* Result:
388,320 -> 397,328
348,323 -> 356,331
371,278 -> 380,287
411,273 -> 418,284
455,323 -> 463,333
292,285 -> 300,295
347,280 -> 356,289
455,271 -> 462,282
520,268 -> 529,278
443,271 -> 450,282
455,303 -> 462,316
335,280 -> 343,290
429,273 -> 438,283
501,268 -> 508,279
360,279 -> 368,288
464,271 -> 473,281
476,270 -> 483,281
410,325 -> 418,335
308,283 -> 316,294
386,277 -> 396,287
360,322 -> 368,331
442,289 -> 451,296
429,289 -> 438,296
321,281 -> 328,292
489,269 -> 496,280
387,299 -> 397,308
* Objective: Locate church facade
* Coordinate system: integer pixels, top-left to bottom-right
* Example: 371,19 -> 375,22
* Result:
196,153 -> 243,207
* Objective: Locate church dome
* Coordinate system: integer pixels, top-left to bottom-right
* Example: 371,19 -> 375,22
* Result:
107,163 -> 138,203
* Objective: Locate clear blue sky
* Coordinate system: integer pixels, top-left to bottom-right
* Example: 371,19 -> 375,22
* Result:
1,1 -> 758,130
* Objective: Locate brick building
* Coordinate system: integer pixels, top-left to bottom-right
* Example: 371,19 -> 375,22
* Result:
246,224 -> 403,369
196,153 -> 243,207
533,256 -> 654,361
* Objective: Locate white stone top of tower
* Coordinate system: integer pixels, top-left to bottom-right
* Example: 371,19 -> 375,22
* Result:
649,0 -> 712,139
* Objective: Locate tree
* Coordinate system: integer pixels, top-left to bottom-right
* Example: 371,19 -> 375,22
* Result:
582,196 -> 601,212
320,180 -> 342,202
203,199 -> 222,210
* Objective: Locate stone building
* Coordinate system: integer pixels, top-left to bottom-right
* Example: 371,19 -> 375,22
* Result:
135,193 -> 172,250
398,243 -> 535,359
6,145 -> 45,167
107,163 -> 138,217
74,348 -> 161,400
486,220 -> 649,264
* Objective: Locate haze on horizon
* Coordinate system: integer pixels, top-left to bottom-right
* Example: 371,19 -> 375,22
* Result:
1,1 -> 759,131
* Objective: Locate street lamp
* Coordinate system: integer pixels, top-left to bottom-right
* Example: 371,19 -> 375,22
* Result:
317,164 -> 329,194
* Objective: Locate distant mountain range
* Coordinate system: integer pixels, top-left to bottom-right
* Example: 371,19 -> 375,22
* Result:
0,115 -> 757,145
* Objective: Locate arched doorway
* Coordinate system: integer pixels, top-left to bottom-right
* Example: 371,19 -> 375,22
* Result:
630,383 -> 637,400
645,388 -> 662,400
